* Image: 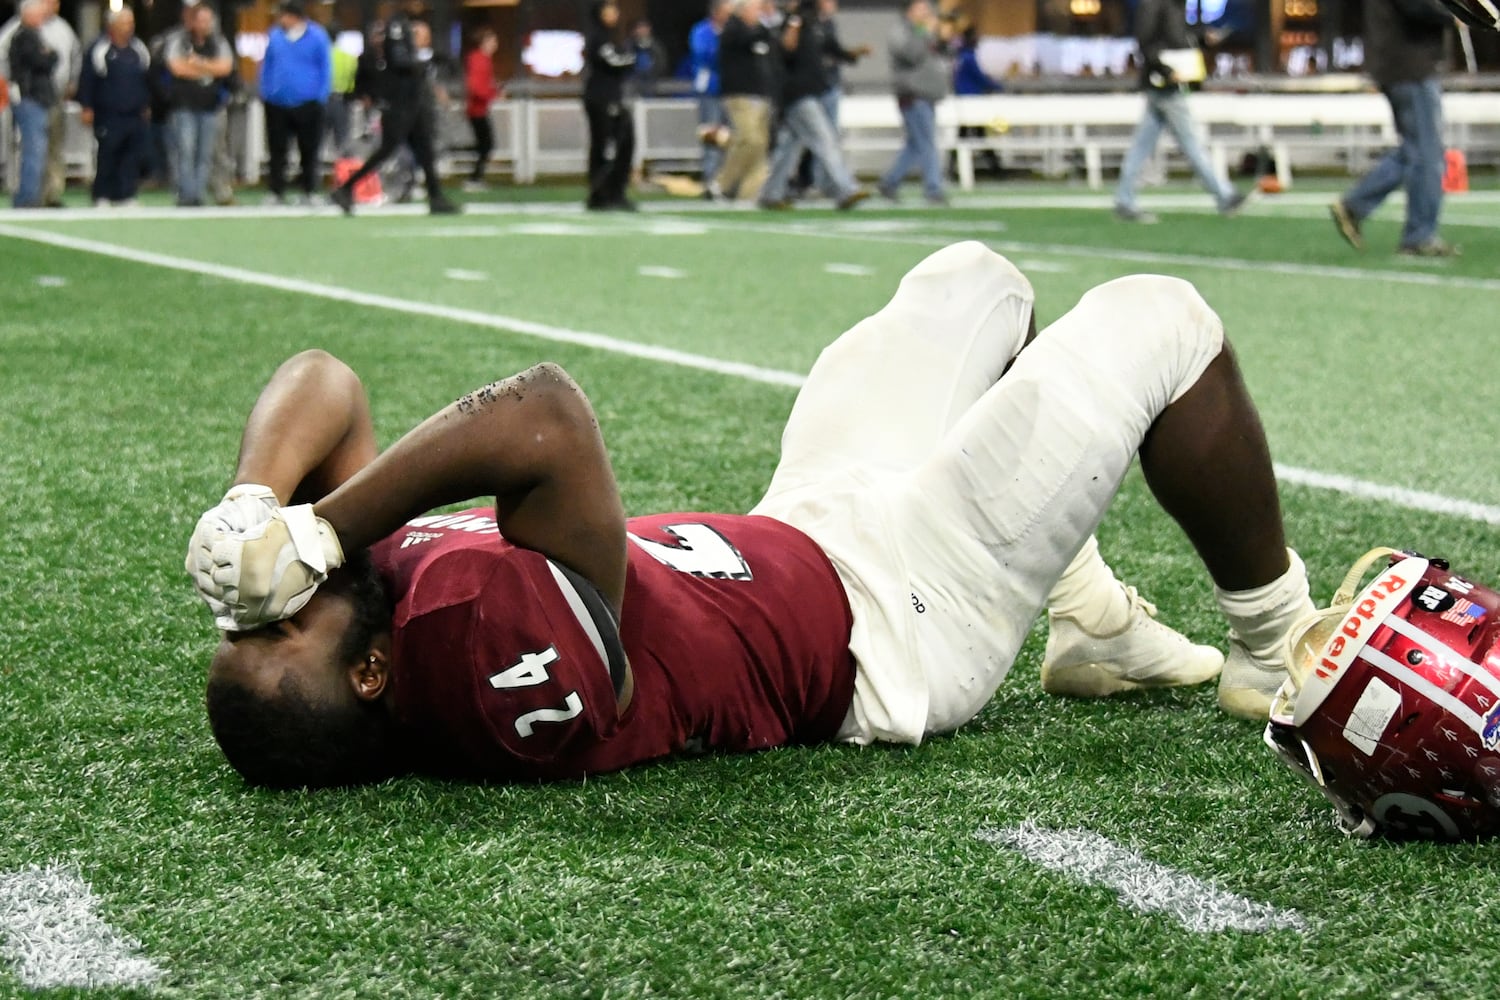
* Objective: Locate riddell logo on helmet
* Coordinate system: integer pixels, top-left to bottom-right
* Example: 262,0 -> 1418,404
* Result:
1315,564 -> 1425,682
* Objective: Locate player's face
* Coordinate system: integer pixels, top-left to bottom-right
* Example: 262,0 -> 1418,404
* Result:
209,590 -> 364,710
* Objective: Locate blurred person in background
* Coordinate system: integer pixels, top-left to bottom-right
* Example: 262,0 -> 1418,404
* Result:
330,0 -> 457,215
877,0 -> 952,206
756,0 -> 865,211
462,27 -> 499,193
628,17 -> 666,96
78,7 -> 151,207
1113,0 -> 1246,224
951,24 -> 1001,178
689,0 -> 731,201
6,0 -> 56,208
581,0 -> 637,211
800,0 -> 867,198
164,1 -> 232,206
0,0 -> 77,206
260,0 -> 331,206
326,30 -> 359,156
716,0 -> 775,203
1329,0 -> 1457,256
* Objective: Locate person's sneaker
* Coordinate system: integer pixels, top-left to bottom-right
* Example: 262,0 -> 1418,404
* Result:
1218,189 -> 1249,216
305,192 -> 326,208
1329,201 -> 1362,250
877,183 -> 900,203
428,196 -> 462,215
263,192 -> 286,207
1217,636 -> 1289,721
330,186 -> 354,215
1399,237 -> 1461,257
836,188 -> 869,211
758,198 -> 792,211
1113,204 -> 1158,224
1041,589 -> 1225,698
924,192 -> 951,207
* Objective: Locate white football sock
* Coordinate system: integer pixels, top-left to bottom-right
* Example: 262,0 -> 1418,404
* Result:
1045,536 -> 1132,636
1214,549 -> 1316,659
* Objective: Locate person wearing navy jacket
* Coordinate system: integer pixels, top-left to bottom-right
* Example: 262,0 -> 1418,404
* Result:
79,7 -> 151,206
259,0 -> 331,205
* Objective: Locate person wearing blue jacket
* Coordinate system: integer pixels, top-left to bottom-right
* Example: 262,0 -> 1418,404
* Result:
78,7 -> 152,206
259,0 -> 331,205
689,1 -> 731,198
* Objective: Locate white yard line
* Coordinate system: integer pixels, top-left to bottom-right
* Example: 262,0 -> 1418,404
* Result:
977,825 -> 1310,934
4,221 -> 1499,526
0,865 -> 163,990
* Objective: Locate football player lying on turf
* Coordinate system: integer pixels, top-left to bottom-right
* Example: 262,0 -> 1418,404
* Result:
186,242 -> 1315,789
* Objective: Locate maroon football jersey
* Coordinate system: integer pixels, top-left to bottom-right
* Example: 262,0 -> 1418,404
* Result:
369,508 -> 857,781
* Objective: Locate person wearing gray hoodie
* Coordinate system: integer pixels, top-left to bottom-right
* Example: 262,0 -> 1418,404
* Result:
877,0 -> 951,205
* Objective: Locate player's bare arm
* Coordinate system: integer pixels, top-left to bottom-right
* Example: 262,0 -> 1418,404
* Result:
315,362 -> 629,616
231,350 -> 378,505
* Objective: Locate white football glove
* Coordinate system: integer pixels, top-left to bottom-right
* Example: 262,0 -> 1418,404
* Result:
185,484 -> 281,622
197,504 -> 345,631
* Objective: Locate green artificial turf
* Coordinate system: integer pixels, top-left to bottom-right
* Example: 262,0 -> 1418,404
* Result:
2,181 -> 1499,997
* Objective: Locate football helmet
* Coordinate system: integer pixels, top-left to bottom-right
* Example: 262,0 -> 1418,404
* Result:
1265,547 -> 1500,840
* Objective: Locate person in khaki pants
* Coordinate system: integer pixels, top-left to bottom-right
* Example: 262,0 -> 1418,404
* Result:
715,0 -> 773,202
36,0 -> 77,206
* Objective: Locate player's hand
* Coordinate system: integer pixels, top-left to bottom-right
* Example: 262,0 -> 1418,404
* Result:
194,504 -> 345,630
185,483 -> 280,626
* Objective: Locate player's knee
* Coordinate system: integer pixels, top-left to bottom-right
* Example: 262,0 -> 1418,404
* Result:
1078,274 -> 1224,359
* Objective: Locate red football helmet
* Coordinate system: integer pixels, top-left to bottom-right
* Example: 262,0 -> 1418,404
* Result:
1265,547 -> 1500,840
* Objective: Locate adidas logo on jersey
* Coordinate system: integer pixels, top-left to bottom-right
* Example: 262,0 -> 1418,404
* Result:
400,531 -> 445,549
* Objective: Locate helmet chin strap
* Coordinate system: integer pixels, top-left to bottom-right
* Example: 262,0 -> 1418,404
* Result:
1279,546 -> 1401,694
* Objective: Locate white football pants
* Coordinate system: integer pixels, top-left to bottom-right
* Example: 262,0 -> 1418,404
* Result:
751,241 -> 1225,744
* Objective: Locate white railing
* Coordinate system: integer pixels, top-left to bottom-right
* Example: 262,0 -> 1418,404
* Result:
7,90 -> 1500,195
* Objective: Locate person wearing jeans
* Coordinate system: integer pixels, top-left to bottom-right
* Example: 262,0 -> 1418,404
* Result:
1113,0 -> 1245,223
878,0 -> 950,205
164,4 -> 231,206
758,2 -> 865,210
1329,0 -> 1455,256
7,0 -> 57,208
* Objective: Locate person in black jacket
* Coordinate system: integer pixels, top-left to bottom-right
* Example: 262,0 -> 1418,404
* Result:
1330,0 -> 1457,256
756,0 -> 865,210
330,0 -> 457,215
8,0 -> 58,208
581,0 -> 637,210
716,0 -> 775,202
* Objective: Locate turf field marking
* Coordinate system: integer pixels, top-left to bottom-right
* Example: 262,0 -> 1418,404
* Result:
443,268 -> 489,282
0,865 -> 163,990
5,222 -> 1500,527
34,274 -> 68,287
824,262 -> 874,276
977,825 -> 1310,934
638,265 -> 687,279
0,223 -> 807,389
713,218 -> 1500,292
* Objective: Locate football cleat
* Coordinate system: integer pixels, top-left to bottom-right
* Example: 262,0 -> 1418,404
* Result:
1266,547 -> 1500,840
1218,637 -> 1291,720
1042,589 -> 1224,697
1436,0 -> 1499,30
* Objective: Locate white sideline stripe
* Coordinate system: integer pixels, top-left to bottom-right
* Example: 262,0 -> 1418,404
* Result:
0,865 -> 163,989
977,825 -> 1309,934
4,222 -> 1499,526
